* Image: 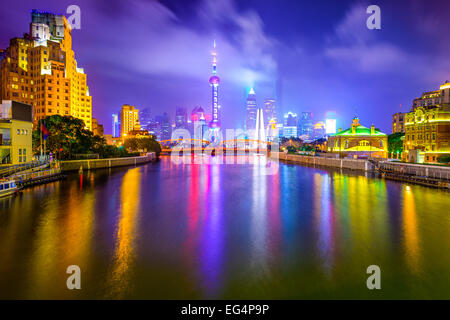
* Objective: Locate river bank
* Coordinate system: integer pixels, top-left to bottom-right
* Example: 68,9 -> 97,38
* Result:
270,151 -> 450,189
59,152 -> 157,172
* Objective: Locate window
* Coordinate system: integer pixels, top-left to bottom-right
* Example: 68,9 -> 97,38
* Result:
345,140 -> 349,149
379,140 -> 383,148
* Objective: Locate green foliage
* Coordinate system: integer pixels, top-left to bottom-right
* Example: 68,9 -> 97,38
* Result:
437,155 -> 450,164
33,115 -> 160,160
123,137 -> 162,156
388,132 -> 404,154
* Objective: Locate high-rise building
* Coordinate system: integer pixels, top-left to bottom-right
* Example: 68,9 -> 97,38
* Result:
392,112 -> 405,133
139,108 -> 151,131
298,112 -> 313,137
161,112 -> 171,140
246,88 -> 257,131
0,10 -> 93,129
209,41 -> 220,129
191,106 -> 207,139
404,81 -> 450,163
175,106 -> 187,129
120,104 -> 140,137
112,113 -> 119,138
283,112 -> 298,138
263,98 -> 276,127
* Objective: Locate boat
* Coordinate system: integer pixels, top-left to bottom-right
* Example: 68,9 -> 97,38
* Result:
0,180 -> 19,198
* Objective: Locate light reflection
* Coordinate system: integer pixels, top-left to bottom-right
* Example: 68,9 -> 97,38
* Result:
402,186 -> 421,273
107,168 -> 141,298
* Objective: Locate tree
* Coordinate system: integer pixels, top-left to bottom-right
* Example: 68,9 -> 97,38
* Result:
33,115 -> 105,160
124,137 -> 161,156
388,132 -> 404,157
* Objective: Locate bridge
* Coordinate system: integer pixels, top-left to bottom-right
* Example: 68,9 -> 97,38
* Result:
159,138 -> 274,154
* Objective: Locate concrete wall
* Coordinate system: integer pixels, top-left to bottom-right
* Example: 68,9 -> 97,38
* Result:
379,161 -> 450,180
270,152 -> 372,171
60,153 -> 156,172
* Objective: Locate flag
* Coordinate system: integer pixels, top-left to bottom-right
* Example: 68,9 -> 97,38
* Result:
41,121 -> 49,140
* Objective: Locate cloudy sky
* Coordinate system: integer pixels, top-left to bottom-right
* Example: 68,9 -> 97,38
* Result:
1,0 -> 450,133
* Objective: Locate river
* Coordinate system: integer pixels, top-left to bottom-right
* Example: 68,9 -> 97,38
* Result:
0,155 -> 449,299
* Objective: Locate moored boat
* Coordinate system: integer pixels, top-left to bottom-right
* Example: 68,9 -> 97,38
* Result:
0,180 -> 19,198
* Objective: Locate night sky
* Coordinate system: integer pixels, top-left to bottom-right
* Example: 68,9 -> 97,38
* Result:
1,0 -> 450,134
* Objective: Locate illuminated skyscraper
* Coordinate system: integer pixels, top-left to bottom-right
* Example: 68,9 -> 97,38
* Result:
112,113 -> 119,138
209,41 -> 220,128
175,106 -> 187,129
263,98 -> 276,127
246,88 -> 257,131
120,104 -> 140,137
0,10 -> 93,129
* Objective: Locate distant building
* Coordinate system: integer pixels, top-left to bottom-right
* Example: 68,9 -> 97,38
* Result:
328,117 -> 388,158
120,104 -> 140,137
191,106 -> 208,140
263,98 -> 276,127
160,112 -> 171,140
139,108 -> 151,131
392,112 -> 405,133
92,118 -> 104,137
283,112 -> 298,138
0,100 -> 33,165
298,112 -> 313,138
404,81 -> 450,163
246,88 -> 257,131
312,121 -> 326,140
175,107 -> 187,129
112,113 -> 119,138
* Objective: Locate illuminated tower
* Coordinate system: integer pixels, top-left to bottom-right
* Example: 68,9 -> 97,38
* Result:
209,41 -> 221,128
246,88 -> 257,131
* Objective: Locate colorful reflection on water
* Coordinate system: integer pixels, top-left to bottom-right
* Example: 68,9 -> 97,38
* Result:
0,156 -> 449,299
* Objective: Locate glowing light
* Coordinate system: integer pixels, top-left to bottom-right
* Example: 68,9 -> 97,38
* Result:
325,119 -> 336,134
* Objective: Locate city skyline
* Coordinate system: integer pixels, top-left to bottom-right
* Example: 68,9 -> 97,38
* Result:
2,0 -> 450,135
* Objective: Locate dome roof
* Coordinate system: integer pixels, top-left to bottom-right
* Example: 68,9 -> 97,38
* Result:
209,75 -> 220,85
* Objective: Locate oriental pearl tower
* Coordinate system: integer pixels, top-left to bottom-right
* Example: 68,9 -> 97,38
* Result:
209,40 -> 221,129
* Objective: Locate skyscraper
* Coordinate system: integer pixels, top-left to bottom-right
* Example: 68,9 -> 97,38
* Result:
139,108 -> 151,131
209,41 -> 220,129
161,112 -> 171,140
299,112 -> 313,138
263,98 -> 276,127
0,10 -> 93,129
246,88 -> 257,131
175,106 -> 187,129
112,113 -> 119,138
283,112 -> 298,138
120,104 -> 140,137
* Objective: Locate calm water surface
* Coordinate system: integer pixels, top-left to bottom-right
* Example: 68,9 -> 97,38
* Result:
0,156 -> 449,299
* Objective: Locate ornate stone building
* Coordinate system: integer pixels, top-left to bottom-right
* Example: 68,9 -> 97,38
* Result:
328,117 -> 388,158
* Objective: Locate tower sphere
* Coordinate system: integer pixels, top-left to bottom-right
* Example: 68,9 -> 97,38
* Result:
209,75 -> 220,85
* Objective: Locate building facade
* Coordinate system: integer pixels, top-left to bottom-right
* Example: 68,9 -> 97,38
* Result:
283,112 -> 298,138
0,100 -> 33,165
0,10 -> 93,130
120,104 -> 140,137
392,112 -> 405,133
246,88 -> 257,132
404,81 -> 450,163
263,98 -> 276,128
328,117 -> 388,158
